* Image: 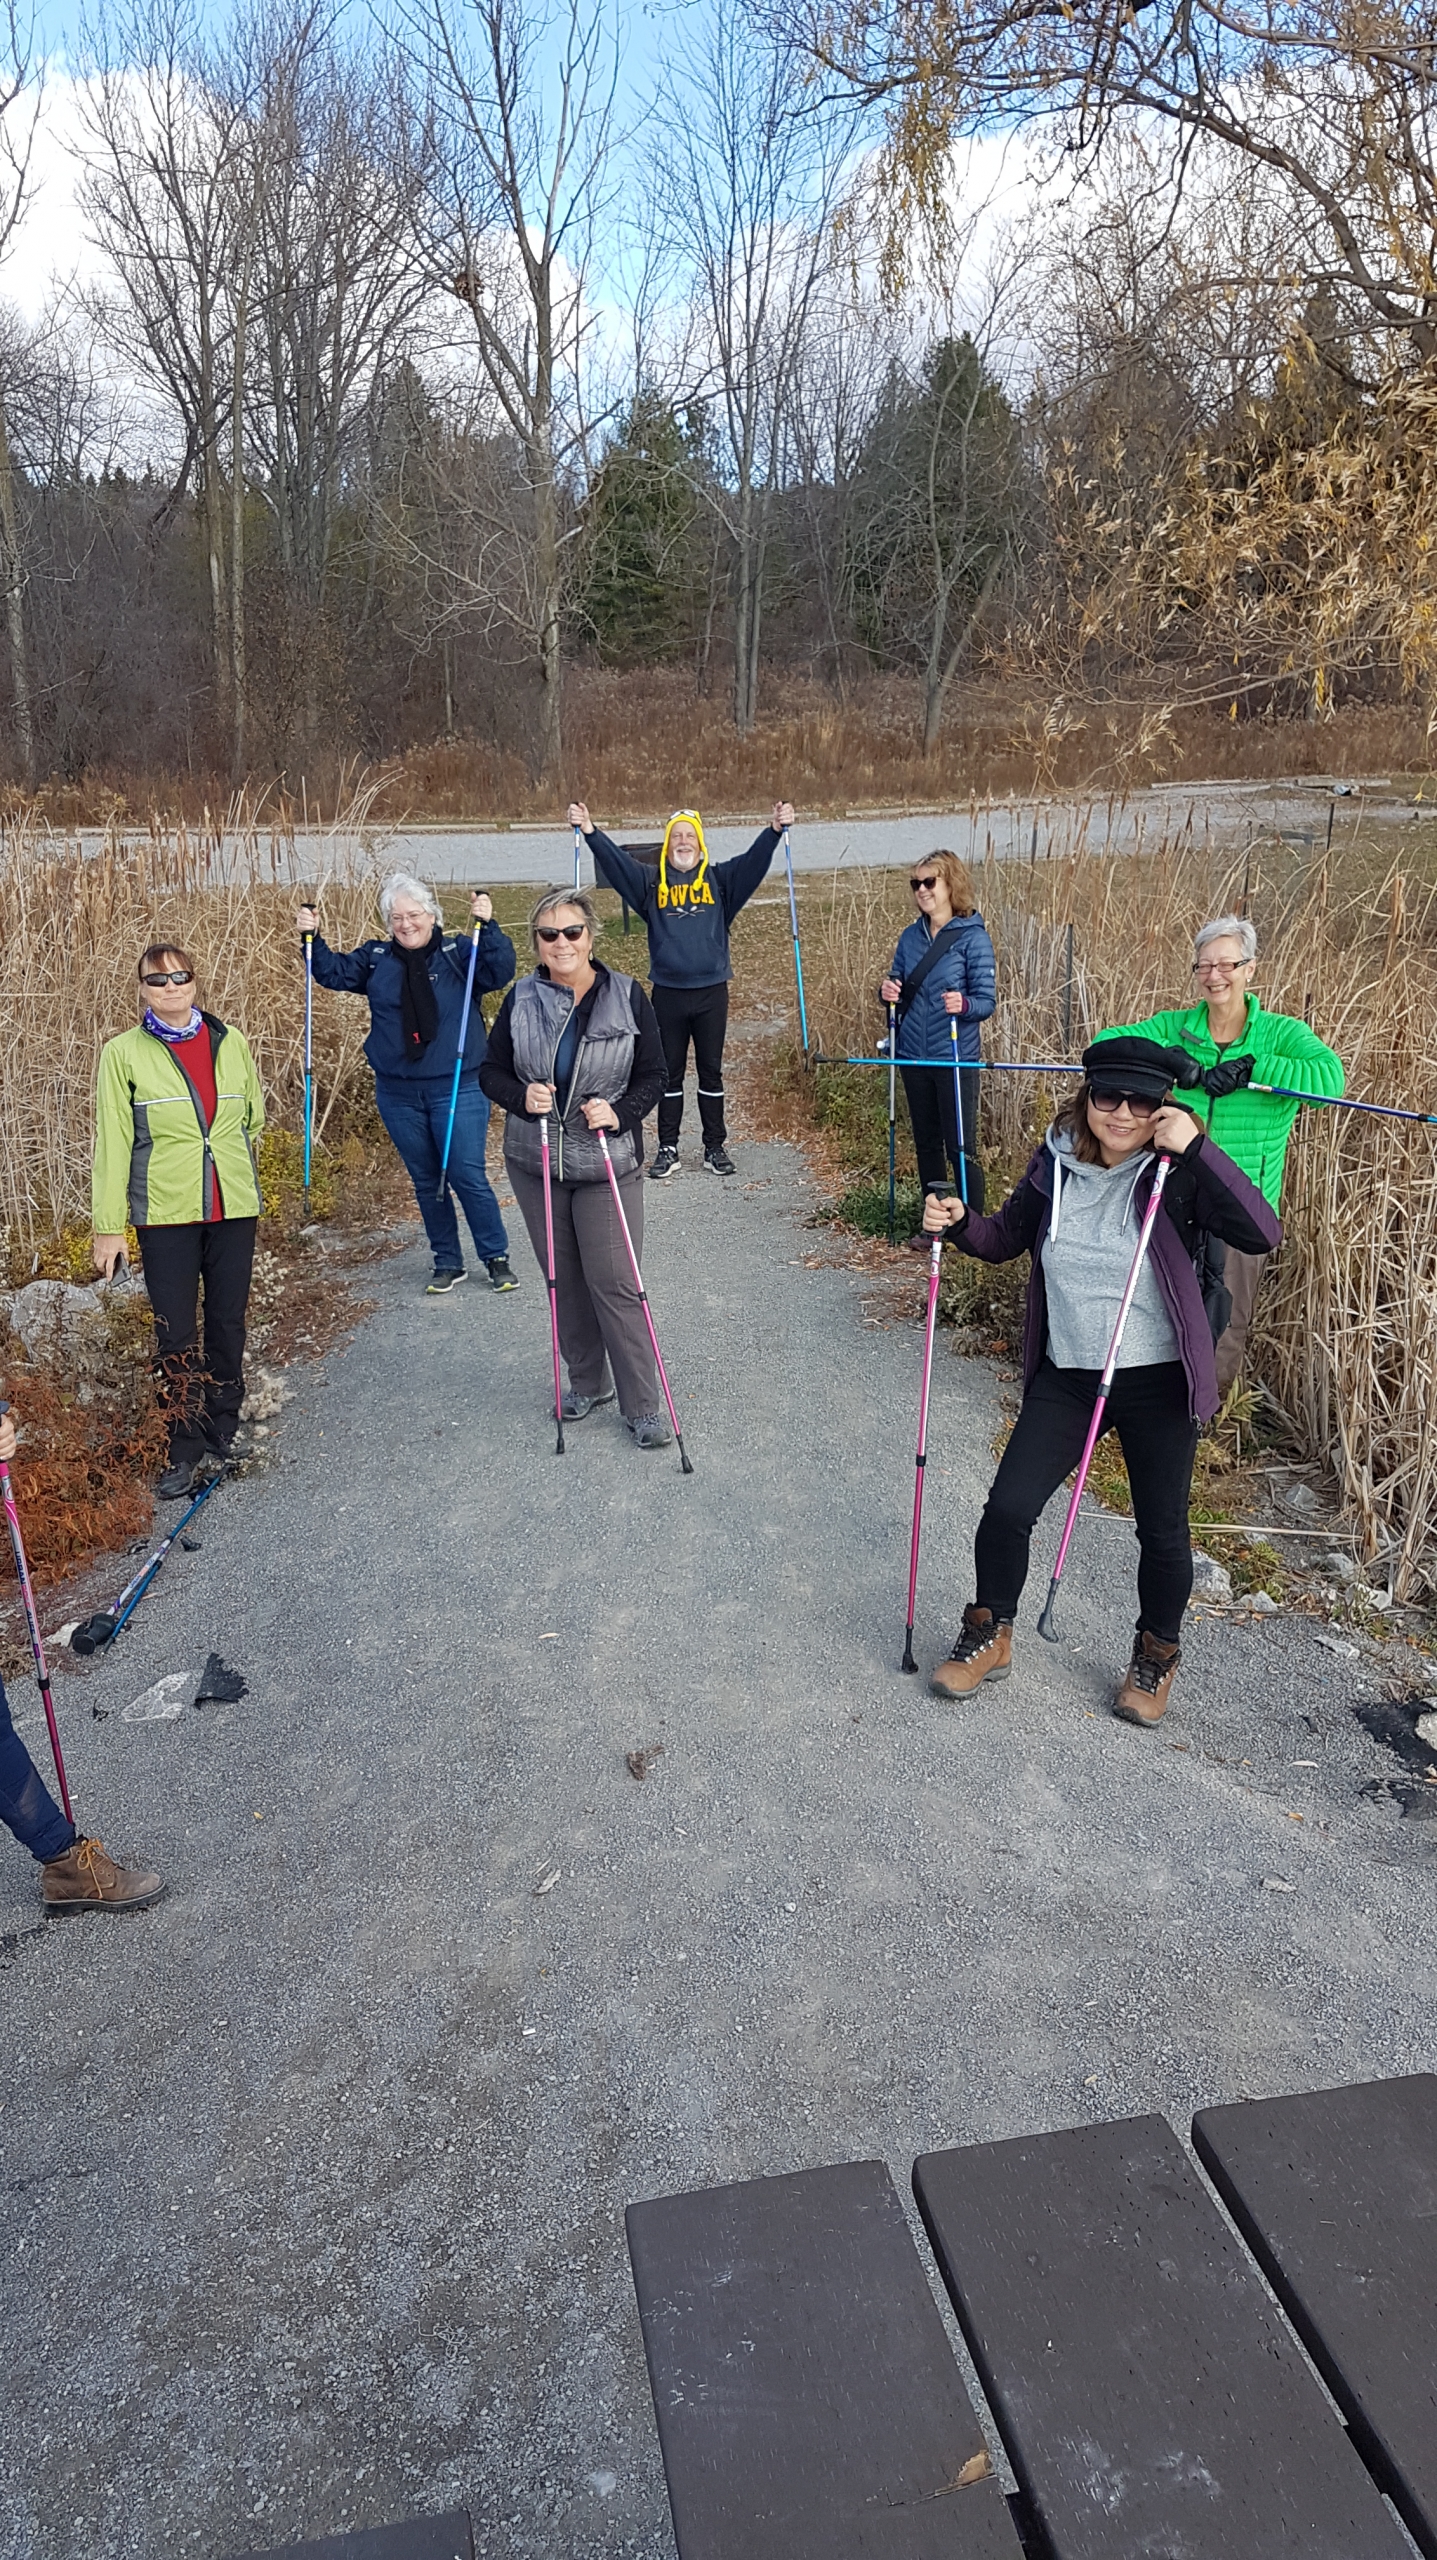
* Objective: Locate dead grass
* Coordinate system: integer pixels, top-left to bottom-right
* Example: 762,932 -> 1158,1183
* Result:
10,668 -> 1434,828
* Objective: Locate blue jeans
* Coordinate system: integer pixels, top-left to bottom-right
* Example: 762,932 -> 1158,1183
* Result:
375,1075 -> 509,1272
0,1674 -> 74,1864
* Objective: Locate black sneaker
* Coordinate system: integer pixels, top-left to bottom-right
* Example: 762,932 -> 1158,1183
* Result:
703,1146 -> 736,1177
426,1268 -> 467,1295
158,1460 -> 199,1500
560,1384 -> 617,1420
649,1146 -> 680,1181
487,1257 -> 519,1292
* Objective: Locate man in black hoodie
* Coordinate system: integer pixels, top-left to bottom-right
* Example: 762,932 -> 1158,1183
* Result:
570,798 -> 795,1178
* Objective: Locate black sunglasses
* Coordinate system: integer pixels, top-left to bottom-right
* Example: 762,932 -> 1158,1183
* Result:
909,874 -> 938,892
1089,1086 -> 1163,1117
536,923 -> 587,944
142,969 -> 195,986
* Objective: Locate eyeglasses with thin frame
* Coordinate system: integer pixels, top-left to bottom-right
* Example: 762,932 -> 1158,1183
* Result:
909,875 -> 938,892
1192,958 -> 1249,978
1089,1087 -> 1162,1118
142,969 -> 195,986
536,923 -> 588,944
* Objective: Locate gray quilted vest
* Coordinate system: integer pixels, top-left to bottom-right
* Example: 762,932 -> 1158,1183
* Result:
505,966 -> 642,1183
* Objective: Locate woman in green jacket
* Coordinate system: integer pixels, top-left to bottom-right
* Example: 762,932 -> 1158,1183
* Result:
92,943 -> 266,1497
1093,912 -> 1343,1391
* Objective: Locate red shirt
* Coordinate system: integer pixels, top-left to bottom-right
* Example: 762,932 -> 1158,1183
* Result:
166,1021 -> 224,1220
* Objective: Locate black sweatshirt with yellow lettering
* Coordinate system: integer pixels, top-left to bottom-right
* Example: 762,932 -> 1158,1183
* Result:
585,825 -> 780,989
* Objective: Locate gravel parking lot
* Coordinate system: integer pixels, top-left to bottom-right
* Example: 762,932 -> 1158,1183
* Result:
2,1137 -> 1433,2560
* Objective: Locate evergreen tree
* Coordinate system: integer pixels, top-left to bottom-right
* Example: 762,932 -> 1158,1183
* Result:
578,392 -> 706,664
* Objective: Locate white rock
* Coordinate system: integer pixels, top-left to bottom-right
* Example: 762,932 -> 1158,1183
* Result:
2,1280 -> 113,1379
1248,1591 -> 1280,1614
1324,1553 -> 1359,1584
1279,1481 -> 1321,1515
122,1673 -> 188,1723
1260,1877 -> 1296,1893
1313,1629 -> 1359,1656
1191,1552 -> 1233,1604
1416,1711 -> 1437,1750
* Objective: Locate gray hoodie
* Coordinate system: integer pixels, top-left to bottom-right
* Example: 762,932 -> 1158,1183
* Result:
1038,1126 -> 1180,1371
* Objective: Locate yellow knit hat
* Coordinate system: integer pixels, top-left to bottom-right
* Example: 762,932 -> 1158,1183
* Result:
657,810 -> 711,908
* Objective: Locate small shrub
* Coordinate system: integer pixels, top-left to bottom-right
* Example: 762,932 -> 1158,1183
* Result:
259,1126 -> 338,1225
1228,1538 -> 1286,1597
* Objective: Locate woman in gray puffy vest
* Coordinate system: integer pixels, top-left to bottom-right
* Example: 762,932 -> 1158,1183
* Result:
480,888 -> 671,1446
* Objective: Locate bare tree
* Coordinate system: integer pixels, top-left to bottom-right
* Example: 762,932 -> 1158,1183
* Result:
802,0 -> 1437,371
659,2 -> 854,735
405,0 -> 615,784
79,0 -> 246,726
0,0 -> 41,783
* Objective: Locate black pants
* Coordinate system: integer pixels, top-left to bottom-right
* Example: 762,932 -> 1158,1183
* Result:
137,1217 -> 257,1466
901,1063 -> 985,1211
653,981 -> 728,1150
974,1359 -> 1198,1643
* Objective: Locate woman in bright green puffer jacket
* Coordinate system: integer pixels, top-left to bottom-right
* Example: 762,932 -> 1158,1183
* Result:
92,942 -> 266,1498
1093,911 -> 1343,1392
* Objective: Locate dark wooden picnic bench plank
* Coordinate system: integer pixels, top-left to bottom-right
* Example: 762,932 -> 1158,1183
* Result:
231,2512 -> 473,2560
1193,2073 -> 1437,2559
914,2114 -> 1409,2560
625,2158 -> 1023,2559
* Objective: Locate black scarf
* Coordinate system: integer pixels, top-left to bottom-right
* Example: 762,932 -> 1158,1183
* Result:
395,926 -> 442,1059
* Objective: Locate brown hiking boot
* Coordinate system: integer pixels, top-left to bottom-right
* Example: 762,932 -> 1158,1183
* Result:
931,1606 -> 1013,1700
1114,1628 -> 1181,1727
42,1836 -> 166,1915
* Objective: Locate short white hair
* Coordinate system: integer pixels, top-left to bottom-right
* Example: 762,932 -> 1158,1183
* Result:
1195,912 -> 1257,965
378,869 -> 442,927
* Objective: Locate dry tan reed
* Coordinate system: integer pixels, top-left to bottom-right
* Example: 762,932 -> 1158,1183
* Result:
0,798 -> 393,1257
777,825 -> 1437,1599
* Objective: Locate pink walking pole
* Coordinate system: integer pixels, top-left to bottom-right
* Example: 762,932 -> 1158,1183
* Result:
595,1131 -> 693,1473
1037,1152 -> 1173,1641
539,1116 -> 565,1456
0,1404 -> 73,1823
901,1187 -> 954,1671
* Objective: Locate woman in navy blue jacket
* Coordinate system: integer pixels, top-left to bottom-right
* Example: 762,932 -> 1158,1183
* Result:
879,850 -> 996,1218
297,871 -> 518,1296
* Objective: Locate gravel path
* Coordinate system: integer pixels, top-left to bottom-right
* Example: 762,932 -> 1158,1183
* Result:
2,1138 -> 1434,2560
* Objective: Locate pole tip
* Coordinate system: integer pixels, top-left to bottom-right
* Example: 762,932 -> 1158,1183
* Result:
1037,1607 -> 1060,1643
901,1641 -> 917,1673
679,1448 -> 695,1474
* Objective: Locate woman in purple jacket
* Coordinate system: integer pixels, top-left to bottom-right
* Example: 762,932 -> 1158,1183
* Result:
920,1037 -> 1280,1727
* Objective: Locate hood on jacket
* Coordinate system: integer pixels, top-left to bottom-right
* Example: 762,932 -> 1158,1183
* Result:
1045,1123 -> 1154,1244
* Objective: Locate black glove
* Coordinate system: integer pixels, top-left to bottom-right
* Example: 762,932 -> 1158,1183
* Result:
1202,1057 -> 1254,1099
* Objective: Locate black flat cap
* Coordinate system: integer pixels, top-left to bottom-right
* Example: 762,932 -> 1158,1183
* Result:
1082,1036 -> 1201,1100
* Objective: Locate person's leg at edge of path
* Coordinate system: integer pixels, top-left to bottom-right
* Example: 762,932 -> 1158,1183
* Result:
900,1065 -> 986,1219
652,983 -> 698,1152
570,1173 -> 663,1419
688,982 -> 730,1152
1110,1362 -> 1199,1642
375,1078 -> 465,1274
510,1164 -> 619,1405
432,1076 -> 509,1267
0,1673 -> 74,1867
971,1361 -> 1097,1621
136,1222 -> 207,1466
1214,1246 -> 1265,1398
196,1216 -> 257,1456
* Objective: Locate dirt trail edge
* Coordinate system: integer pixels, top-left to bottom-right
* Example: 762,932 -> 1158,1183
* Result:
2,1139 -> 1433,2560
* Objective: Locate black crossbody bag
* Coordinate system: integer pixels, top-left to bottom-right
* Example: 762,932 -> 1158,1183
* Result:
895,919 -> 967,1023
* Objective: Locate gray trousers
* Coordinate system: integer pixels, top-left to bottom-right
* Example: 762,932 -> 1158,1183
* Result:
508,1160 -> 662,1420
1215,1246 -> 1266,1395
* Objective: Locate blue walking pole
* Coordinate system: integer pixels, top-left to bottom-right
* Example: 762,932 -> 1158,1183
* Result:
437,901 -> 484,1205
302,929 -> 314,1208
782,825 -> 810,1062
949,1016 -> 969,1207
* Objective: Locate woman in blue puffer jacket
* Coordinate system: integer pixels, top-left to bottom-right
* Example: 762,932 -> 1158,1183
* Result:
879,850 -> 997,1221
